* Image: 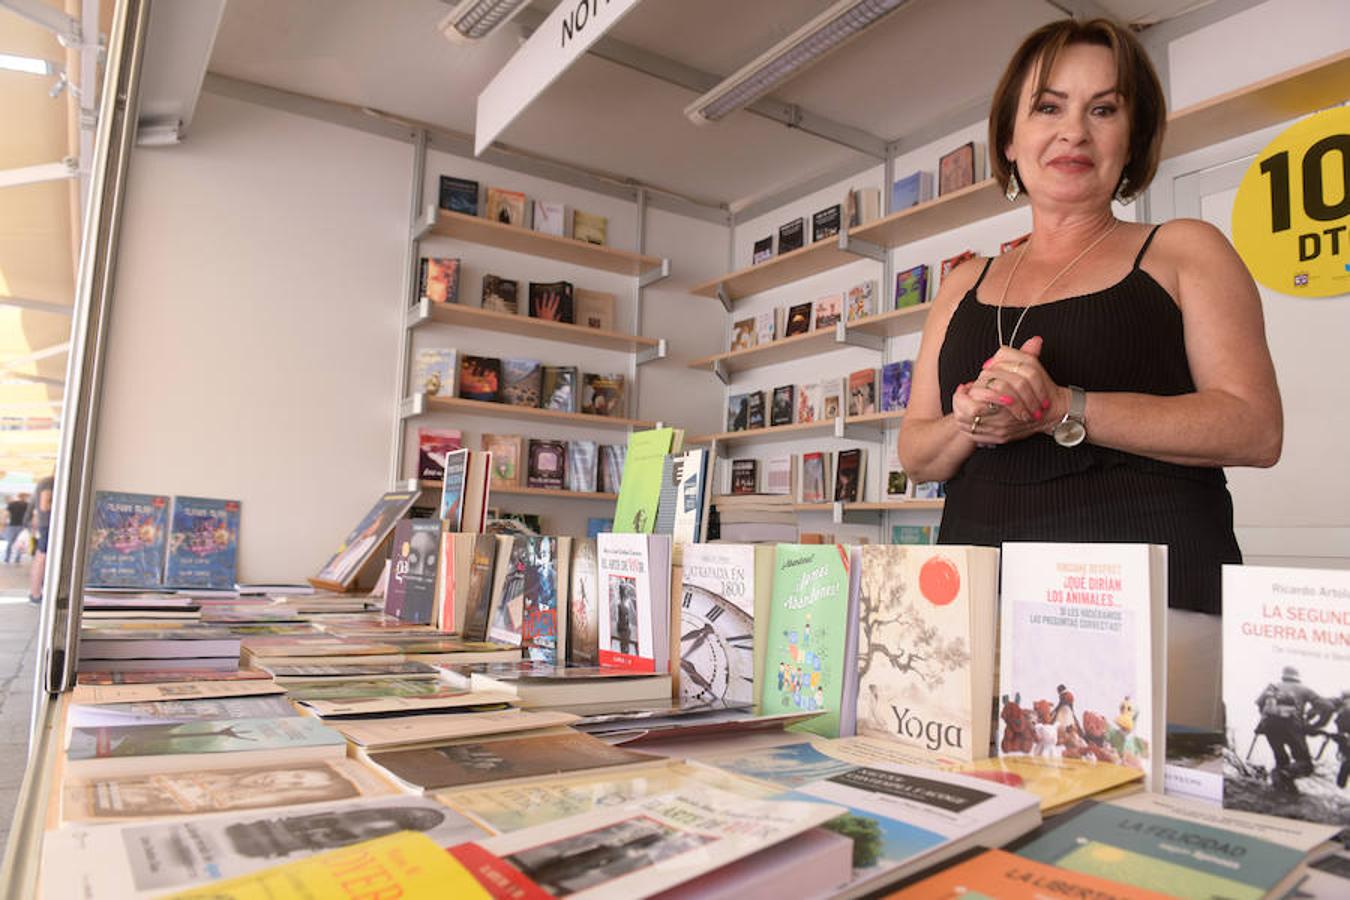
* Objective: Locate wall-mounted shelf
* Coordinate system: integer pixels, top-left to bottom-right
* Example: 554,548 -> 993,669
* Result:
691,409 -> 905,446
419,207 -> 669,282
689,230 -> 882,307
418,480 -> 616,502
402,394 -> 656,429
407,298 -> 666,359
689,306 -> 930,379
791,499 -> 945,523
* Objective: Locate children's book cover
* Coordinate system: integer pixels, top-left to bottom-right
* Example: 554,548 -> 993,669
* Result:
894,264 -> 929,308
761,544 -> 854,737
846,280 -> 876,323
164,496 -> 240,590
87,491 -> 170,588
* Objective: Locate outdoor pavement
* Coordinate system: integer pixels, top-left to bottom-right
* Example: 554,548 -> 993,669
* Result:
0,559 -> 42,852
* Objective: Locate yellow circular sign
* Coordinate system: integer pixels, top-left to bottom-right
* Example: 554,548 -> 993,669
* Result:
1232,106 -> 1350,298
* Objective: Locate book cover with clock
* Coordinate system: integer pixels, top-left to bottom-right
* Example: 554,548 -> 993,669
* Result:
855,545 -> 1000,762
679,543 -> 760,706
760,544 -> 859,738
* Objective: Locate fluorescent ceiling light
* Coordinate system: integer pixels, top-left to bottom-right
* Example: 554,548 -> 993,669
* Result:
439,0 -> 532,42
686,0 -> 909,124
0,53 -> 59,76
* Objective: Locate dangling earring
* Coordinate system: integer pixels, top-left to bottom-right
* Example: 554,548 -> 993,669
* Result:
1114,174 -> 1133,205
1005,164 -> 1022,202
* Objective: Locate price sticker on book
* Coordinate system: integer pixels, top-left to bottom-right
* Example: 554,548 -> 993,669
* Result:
1232,106 -> 1349,298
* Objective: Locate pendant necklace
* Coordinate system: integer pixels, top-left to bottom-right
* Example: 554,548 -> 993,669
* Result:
996,218 -> 1120,348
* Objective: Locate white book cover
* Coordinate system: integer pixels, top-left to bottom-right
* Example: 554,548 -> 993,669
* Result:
998,543 -> 1167,788
754,310 -> 776,344
597,534 -> 667,673
680,543 -> 757,706
1221,565 -> 1350,827
41,797 -> 485,898
795,381 -> 822,423
821,378 -> 844,421
533,200 -> 567,236
463,787 -> 843,900
411,348 -> 457,398
763,455 -> 793,495
672,448 -> 709,545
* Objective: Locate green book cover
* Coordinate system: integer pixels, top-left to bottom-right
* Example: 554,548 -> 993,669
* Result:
1013,799 -> 1311,899
612,427 -> 674,533
67,717 -> 345,761
760,544 -> 854,738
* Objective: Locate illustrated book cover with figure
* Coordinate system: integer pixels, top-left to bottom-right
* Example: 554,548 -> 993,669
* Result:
481,435 -> 523,489
384,519 -> 441,625
822,379 -> 844,421
418,257 -> 460,305
411,348 -> 457,397
311,490 -> 420,591
164,496 -> 240,590
486,536 -> 529,648
481,274 -> 518,314
567,538 -> 600,665
581,373 -> 626,417
1221,565 -> 1350,827
597,533 -> 672,673
855,545 -> 1000,762
520,535 -> 570,664
66,717 -> 347,776
846,279 -> 876,322
760,544 -> 857,738
848,368 -> 877,417
86,492 -> 170,588
796,382 -> 822,423
485,187 -> 529,227
800,452 -> 831,504
730,317 -> 757,352
528,280 -> 574,324
998,543 -> 1168,788
894,263 -> 929,308
770,385 -> 795,427
541,366 -> 578,412
880,361 -> 913,412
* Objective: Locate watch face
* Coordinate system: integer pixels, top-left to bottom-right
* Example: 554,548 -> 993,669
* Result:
1054,419 -> 1087,447
678,584 -> 754,704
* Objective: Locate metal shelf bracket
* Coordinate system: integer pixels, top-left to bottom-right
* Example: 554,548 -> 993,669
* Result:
714,282 -> 733,313
838,231 -> 885,262
711,359 -> 730,386
405,297 -> 431,330
635,338 -> 668,366
412,203 -> 437,241
399,394 -> 426,420
639,258 -> 671,288
835,321 -> 884,351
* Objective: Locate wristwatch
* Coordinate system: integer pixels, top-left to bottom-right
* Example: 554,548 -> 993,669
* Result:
1053,386 -> 1087,447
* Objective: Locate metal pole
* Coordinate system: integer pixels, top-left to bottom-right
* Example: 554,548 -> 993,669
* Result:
390,128 -> 428,487
632,187 -> 647,421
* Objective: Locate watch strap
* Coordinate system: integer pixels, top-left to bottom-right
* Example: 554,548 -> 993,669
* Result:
1067,385 -> 1086,422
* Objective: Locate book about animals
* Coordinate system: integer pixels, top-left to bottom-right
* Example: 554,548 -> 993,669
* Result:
86,492 -> 171,589
812,203 -> 841,243
526,439 -> 567,490
565,440 -> 598,493
771,384 -> 795,427
812,293 -> 843,330
581,372 -> 626,417
890,170 -> 933,212
528,280 -> 574,324
385,519 -> 441,625
1221,565 -> 1350,827
418,257 -> 460,305
784,301 -> 813,337
596,533 -> 673,673
939,140 -> 979,195
485,186 -> 529,227
458,355 -> 501,402
834,447 -> 865,503
481,274 -> 518,314
848,367 -> 877,417
42,796 -> 486,898
454,787 -> 842,900
411,348 -> 457,397
895,263 -> 929,308
730,317 -> 757,352
568,539 -> 600,665
796,382 -> 822,423
571,209 -> 608,245
481,434 -> 522,489
500,358 -> 543,407
540,366 -> 577,412
760,544 -> 857,738
746,390 -> 766,430
417,428 -> 462,482
730,459 -> 758,495
997,543 -> 1168,788
880,360 -> 913,412
855,545 -> 1000,762
752,235 -> 773,264
532,200 -> 567,236
575,290 -> 615,331
778,217 -> 805,254
941,250 -> 977,283
164,496 -> 240,590
612,427 -> 674,534
846,279 -> 876,322
801,452 -> 830,504
311,490 -> 420,591
438,176 -> 478,215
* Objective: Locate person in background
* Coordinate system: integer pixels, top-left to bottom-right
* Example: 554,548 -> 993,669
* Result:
27,475 -> 53,604
897,18 -> 1281,728
2,493 -> 28,563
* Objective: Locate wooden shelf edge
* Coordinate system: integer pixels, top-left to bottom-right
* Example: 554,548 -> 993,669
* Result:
418,480 -> 615,501
423,396 -> 655,429
792,500 -> 945,513
688,328 -> 836,371
423,301 -> 660,351
428,211 -> 663,276
689,420 -> 835,445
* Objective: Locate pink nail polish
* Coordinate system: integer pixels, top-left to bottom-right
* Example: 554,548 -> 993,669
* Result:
981,359 -> 992,369
1000,395 -> 1013,405
1041,399 -> 1051,410
1033,410 -> 1042,420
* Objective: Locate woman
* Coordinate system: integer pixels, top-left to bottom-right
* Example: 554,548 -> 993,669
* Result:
898,19 -> 1281,725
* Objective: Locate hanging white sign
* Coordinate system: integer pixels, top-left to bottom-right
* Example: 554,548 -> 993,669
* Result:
475,0 -> 645,156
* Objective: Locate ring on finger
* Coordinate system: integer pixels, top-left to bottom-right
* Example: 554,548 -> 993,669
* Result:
970,415 -> 982,435
985,401 -> 998,413
986,376 -> 999,389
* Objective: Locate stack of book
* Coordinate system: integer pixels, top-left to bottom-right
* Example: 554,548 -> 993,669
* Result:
710,494 -> 798,543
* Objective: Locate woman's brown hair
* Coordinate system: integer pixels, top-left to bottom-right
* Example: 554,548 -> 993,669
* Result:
989,18 -> 1166,200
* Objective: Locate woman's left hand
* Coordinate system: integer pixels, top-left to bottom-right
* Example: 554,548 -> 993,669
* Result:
966,336 -> 1063,440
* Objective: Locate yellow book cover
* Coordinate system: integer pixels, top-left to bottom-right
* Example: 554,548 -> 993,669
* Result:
945,755 -> 1143,813
164,831 -> 488,900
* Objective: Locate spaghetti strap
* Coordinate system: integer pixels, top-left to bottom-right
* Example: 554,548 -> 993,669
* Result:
1133,223 -> 1164,269
971,256 -> 995,290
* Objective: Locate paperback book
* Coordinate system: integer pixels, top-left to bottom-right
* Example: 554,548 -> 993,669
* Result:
612,427 -> 674,534
680,543 -> 758,707
822,379 -> 844,421
890,170 -> 933,211
848,368 -> 877,417
485,186 -> 529,226
778,217 -> 805,254
812,203 -> 841,243
895,263 -> 929,308
164,496 -> 240,590
813,293 -> 843,330
880,361 -> 913,412
568,538 -> 601,665
575,290 -> 615,331
581,373 -> 626,417
384,518 -> 441,625
417,428 -> 462,482
86,491 -> 170,588
528,280 -> 574,324
752,235 -> 773,264
572,209 -> 608,245
846,279 -> 876,322
834,447 -> 865,503
597,532 -> 673,672
526,439 -> 567,490
418,257 -> 460,304
800,452 -> 831,504
532,200 -> 567,236
784,302 -> 813,337
796,382 -> 822,423
941,250 -> 977,283
730,317 -> 756,351
566,440 -> 598,493
541,365 -> 578,412
500,358 -> 543,407
458,355 -> 501,402
730,459 -> 758,495
482,434 -> 523,488
481,274 -> 518,314
438,176 -> 478,215
939,141 -> 980,195
438,448 -> 468,528
770,385 -> 795,427
460,533 -> 500,642
311,490 -> 420,591
411,348 -> 457,397
599,444 -> 626,495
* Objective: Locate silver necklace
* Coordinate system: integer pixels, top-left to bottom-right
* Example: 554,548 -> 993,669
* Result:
996,218 -> 1121,348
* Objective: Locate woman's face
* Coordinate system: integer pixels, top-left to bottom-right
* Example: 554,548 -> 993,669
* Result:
1005,42 -> 1130,210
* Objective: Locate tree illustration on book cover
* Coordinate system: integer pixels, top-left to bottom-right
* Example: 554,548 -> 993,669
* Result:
856,546 -> 973,759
